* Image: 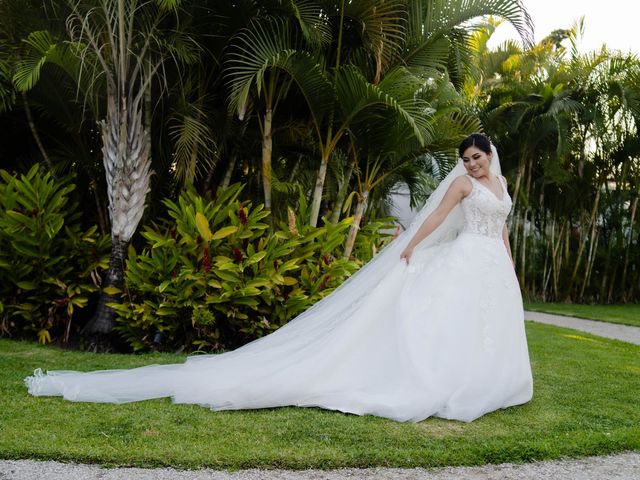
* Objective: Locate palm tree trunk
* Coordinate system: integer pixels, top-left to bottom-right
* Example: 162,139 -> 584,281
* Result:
621,196 -> 638,299
519,207 -> 529,288
511,157 -> 527,257
598,185 -> 616,302
607,262 -> 619,303
553,221 -> 567,301
145,60 -> 153,160
81,236 -> 127,344
310,152 -> 330,227
511,209 -> 521,264
541,216 -> 553,300
262,108 -> 273,211
343,189 -> 368,259
220,154 -> 237,189
262,107 -> 274,231
580,225 -> 599,301
330,155 -> 356,224
518,161 -> 533,289
83,93 -> 151,344
288,154 -> 302,183
511,154 -> 526,212
310,0 -> 345,227
570,186 -> 601,299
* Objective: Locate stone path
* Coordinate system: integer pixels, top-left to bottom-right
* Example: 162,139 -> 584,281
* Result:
2,452 -> 639,480
524,310 -> 640,345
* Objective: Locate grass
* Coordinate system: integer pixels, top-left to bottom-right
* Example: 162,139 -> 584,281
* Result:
525,302 -> 640,328
1,322 -> 639,470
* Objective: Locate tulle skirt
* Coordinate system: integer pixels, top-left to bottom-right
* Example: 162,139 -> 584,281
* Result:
26,232 -> 533,422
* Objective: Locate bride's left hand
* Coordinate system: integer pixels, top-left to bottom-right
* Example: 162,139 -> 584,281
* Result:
400,246 -> 413,264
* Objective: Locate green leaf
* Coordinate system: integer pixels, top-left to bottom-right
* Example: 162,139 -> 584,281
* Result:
195,212 -> 213,242
211,226 -> 238,240
245,250 -> 267,265
16,281 -> 38,290
156,307 -> 177,316
246,279 -> 271,288
213,256 -> 232,263
342,191 -> 356,213
238,286 -> 261,296
215,270 -> 241,282
103,287 -> 122,295
233,297 -> 259,307
158,280 -> 171,293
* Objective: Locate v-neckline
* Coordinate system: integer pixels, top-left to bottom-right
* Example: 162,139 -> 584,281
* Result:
468,174 -> 505,202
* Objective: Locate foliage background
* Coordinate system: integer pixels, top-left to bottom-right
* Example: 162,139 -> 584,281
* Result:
0,1 -> 638,349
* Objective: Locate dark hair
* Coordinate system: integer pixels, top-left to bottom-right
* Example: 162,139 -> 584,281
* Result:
458,133 -> 492,158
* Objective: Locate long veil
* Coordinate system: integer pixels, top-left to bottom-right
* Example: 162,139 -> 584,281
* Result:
25,146 -> 504,414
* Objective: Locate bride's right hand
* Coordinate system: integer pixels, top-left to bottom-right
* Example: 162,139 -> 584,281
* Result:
400,246 -> 413,264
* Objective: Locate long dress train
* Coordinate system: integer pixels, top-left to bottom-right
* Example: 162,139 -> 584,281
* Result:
25,172 -> 533,423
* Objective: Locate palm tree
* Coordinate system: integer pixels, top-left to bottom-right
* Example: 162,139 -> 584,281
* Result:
14,0 -> 199,344
306,0 -> 533,227
225,1 -> 332,219
472,18 -> 640,302
341,70 -> 482,258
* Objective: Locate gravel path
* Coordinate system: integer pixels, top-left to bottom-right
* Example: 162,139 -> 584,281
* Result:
524,310 -> 640,345
2,452 -> 639,480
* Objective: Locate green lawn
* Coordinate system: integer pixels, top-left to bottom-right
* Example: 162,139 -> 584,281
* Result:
1,323 -> 639,470
525,302 -> 640,328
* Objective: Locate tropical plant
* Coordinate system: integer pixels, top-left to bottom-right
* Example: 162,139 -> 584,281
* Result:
221,0 -> 533,229
111,183 -> 391,351
0,164 -> 109,343
303,0 -> 533,227
340,66 -> 483,257
13,0 -> 202,347
471,20 -> 640,302
225,3 -> 332,217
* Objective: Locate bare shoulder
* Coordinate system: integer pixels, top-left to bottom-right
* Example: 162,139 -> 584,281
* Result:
499,174 -> 507,185
450,174 -> 473,196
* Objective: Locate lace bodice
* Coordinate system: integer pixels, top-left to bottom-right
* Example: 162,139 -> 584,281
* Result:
460,174 -> 512,239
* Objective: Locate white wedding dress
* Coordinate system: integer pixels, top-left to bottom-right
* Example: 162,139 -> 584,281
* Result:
25,158 -> 533,423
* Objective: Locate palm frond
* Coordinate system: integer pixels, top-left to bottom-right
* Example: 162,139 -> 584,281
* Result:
154,0 -> 185,11
0,41 -> 16,112
335,66 -> 432,146
344,0 -> 406,78
406,0 -> 533,68
13,30 -> 82,93
225,17 -> 333,128
168,105 -> 217,185
289,0 -> 332,48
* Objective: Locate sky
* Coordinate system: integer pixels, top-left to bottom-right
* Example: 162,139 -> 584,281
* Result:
487,0 -> 638,54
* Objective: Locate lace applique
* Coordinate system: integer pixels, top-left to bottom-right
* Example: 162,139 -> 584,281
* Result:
460,175 -> 512,239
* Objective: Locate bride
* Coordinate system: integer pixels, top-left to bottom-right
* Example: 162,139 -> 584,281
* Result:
25,133 -> 533,423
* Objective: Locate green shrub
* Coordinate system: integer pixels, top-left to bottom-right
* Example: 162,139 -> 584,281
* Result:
112,184 -> 394,352
0,165 -> 109,343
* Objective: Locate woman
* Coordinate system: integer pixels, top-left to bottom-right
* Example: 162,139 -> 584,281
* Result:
26,133 -> 533,423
